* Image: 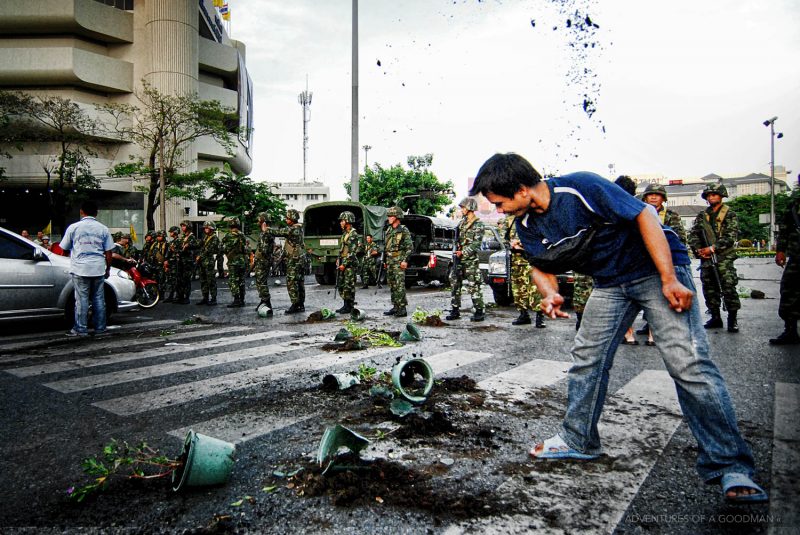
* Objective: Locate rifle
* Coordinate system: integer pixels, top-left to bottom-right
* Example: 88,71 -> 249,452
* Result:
451,220 -> 461,278
376,224 -> 388,289
503,222 -> 513,298
699,221 -> 726,312
333,262 -> 339,300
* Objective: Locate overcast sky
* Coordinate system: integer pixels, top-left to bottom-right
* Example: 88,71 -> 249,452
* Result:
230,0 -> 800,202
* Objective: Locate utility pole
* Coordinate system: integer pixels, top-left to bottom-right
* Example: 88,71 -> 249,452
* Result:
159,137 -> 166,232
298,76 -> 312,184
763,116 -> 782,249
350,0 -> 359,202
362,144 -> 371,169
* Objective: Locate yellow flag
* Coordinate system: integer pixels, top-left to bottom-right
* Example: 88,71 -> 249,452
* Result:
42,221 -> 52,236
129,223 -> 138,243
213,0 -> 223,6
222,8 -> 230,21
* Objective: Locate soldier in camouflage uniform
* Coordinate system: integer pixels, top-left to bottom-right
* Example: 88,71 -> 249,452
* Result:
174,220 -> 199,304
446,197 -> 486,322
270,208 -> 306,314
500,216 -> 546,328
221,218 -> 248,308
336,211 -> 363,314
770,184 -> 800,345
196,221 -> 220,306
163,226 -> 181,302
689,184 -> 740,332
642,183 -> 687,245
383,207 -> 413,317
141,232 -> 155,263
253,212 -> 276,314
150,230 -> 168,294
360,234 -> 379,288
572,273 -> 593,331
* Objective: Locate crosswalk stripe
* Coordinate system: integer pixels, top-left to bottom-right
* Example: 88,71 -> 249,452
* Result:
478,359 -> 570,400
93,345 -> 405,416
0,319 -> 180,346
0,319 -> 186,357
6,329 -> 297,378
769,382 -> 800,534
44,334 -> 328,393
445,369 -> 683,534
165,350 -> 497,445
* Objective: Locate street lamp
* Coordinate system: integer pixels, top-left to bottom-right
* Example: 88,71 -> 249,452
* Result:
362,144 -> 372,169
763,117 -> 783,249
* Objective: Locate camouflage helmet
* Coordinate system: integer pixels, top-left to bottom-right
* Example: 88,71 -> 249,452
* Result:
168,226 -> 180,234
458,196 -> 478,212
228,218 -> 240,229
145,230 -> 155,239
338,211 -> 356,223
112,231 -> 123,241
122,233 -> 132,240
642,183 -> 668,201
701,183 -> 728,200
286,208 -> 300,222
203,220 -> 216,230
257,211 -> 271,223
155,230 -> 166,238
180,219 -> 191,227
387,206 -> 403,218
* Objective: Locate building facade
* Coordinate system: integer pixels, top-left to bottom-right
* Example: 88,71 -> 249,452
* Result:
268,181 -> 331,216
0,0 -> 253,238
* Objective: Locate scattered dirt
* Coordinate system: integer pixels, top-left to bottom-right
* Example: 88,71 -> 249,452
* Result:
305,311 -> 335,323
419,316 -> 447,327
468,325 -> 504,332
321,340 -> 366,351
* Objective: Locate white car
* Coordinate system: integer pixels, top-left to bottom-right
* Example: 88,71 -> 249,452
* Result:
0,226 -> 138,323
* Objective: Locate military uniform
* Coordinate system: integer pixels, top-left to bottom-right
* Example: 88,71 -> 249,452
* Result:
383,207 -> 413,316
197,222 -> 220,305
771,194 -> 800,344
361,238 -> 380,287
254,213 -> 276,312
336,212 -> 363,313
221,222 -> 248,307
689,184 -> 740,330
271,209 -> 306,313
163,227 -> 181,302
175,222 -> 199,304
447,197 -> 485,321
149,232 -> 168,293
502,216 -> 545,327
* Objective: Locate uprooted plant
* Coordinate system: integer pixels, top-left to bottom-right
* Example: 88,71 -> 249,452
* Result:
67,439 -> 182,502
345,322 -> 403,348
411,306 -> 446,326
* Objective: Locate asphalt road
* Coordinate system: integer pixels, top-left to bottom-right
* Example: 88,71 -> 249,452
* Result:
0,271 -> 797,534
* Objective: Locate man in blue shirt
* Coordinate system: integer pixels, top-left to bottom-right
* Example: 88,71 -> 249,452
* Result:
471,153 -> 766,504
59,200 -> 115,337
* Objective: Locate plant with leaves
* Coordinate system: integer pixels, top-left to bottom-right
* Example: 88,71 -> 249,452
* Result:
411,306 -> 443,324
97,81 -> 242,230
0,90 -> 34,180
345,153 -> 454,216
725,192 -> 795,243
67,439 -> 181,502
344,322 -> 403,347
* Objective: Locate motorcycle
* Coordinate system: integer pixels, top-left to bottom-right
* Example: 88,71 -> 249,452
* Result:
128,260 -> 160,308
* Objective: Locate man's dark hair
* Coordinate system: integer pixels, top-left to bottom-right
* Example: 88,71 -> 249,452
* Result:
614,175 -> 637,196
80,200 -> 98,217
471,153 -> 543,199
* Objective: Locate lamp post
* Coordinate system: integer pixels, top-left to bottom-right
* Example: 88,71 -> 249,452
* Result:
763,116 -> 783,249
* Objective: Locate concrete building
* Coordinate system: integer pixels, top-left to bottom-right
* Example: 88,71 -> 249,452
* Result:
0,0 -> 253,238
267,181 -> 331,216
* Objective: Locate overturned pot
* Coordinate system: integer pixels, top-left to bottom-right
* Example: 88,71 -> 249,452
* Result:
391,358 -> 434,404
172,430 -> 236,492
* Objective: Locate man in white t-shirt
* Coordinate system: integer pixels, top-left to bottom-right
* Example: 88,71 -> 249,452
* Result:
59,200 -> 115,337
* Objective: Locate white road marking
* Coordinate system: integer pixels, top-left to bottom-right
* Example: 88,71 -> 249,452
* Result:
0,319 -> 178,345
478,359 -> 570,400
6,329 -> 295,377
44,335 -> 326,393
769,382 -> 800,535
423,349 -> 492,375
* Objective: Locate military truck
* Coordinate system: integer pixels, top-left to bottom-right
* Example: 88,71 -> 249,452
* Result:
303,201 -> 387,285
401,214 -> 457,287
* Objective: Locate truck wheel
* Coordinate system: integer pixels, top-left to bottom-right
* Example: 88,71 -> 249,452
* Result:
315,274 -> 327,285
492,286 -> 513,307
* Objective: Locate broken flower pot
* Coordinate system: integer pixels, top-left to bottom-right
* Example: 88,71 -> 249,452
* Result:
172,430 -> 236,492
391,357 -> 434,404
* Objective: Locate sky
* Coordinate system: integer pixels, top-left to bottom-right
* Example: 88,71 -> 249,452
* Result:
229,0 -> 800,203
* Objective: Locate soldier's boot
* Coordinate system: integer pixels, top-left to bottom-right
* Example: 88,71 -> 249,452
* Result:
263,299 -> 274,316
535,311 -> 547,329
176,295 -> 190,304
704,309 -> 723,329
207,297 -> 217,306
727,310 -> 739,333
284,303 -> 302,315
227,297 -> 241,308
164,292 -> 175,303
470,308 -> 485,322
361,283 -> 370,289
769,320 -> 800,345
445,308 -> 461,320
197,296 -> 209,305
336,300 -> 353,314
512,310 -> 531,326
394,306 -> 408,317
383,307 -> 397,316
575,311 -> 583,331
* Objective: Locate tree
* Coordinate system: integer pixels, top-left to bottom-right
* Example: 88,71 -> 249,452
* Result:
199,165 -> 286,235
345,153 -> 454,216
726,192 -> 795,243
98,81 -> 241,230
0,91 -> 32,180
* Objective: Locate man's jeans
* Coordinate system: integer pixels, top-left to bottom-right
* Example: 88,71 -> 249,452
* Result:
561,265 -> 755,482
71,274 -> 106,334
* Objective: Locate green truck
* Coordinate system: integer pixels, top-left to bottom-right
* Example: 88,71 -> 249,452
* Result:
303,201 -> 388,285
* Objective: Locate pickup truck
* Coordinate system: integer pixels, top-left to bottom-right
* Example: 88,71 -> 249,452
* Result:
485,244 -> 575,307
401,215 -> 457,287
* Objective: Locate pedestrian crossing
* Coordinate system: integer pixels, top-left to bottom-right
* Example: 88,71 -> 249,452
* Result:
0,319 -> 796,533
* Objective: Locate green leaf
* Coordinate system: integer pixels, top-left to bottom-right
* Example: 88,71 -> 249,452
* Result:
262,485 -> 278,493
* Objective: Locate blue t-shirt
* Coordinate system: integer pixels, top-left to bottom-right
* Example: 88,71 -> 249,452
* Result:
515,172 -> 688,288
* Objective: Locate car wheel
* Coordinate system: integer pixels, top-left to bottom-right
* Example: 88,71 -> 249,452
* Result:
492,285 -> 513,307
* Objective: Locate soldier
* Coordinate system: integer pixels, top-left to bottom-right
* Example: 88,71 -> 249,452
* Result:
254,212 -> 275,314
163,226 -> 181,302
383,206 -> 413,317
111,233 -> 137,270
641,183 -> 687,245
174,220 -> 199,305
689,184 -> 740,332
501,216 -> 546,328
446,197 -> 486,322
770,184 -> 800,345
141,231 -> 155,263
270,208 -> 306,314
150,230 -> 168,293
336,211 -> 363,314
196,221 -> 220,306
361,234 -> 379,289
220,218 -> 247,308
